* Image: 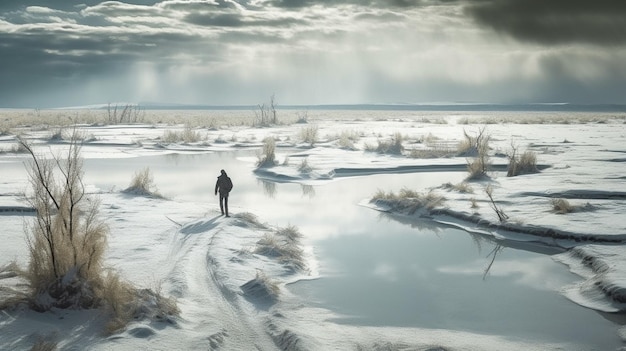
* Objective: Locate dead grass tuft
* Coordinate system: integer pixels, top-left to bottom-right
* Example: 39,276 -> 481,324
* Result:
371,188 -> 446,214
257,137 -> 277,168
441,182 -> 474,194
233,212 -> 268,229
240,270 -> 280,303
255,225 -> 306,272
162,125 -> 204,143
460,127 -> 491,180
374,132 -> 404,155
298,158 -> 313,174
507,148 -> 538,177
299,125 -> 318,147
123,167 -> 163,198
551,198 -> 574,214
337,130 -> 359,150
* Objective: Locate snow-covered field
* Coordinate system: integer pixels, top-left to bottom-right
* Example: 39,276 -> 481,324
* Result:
0,108 -> 625,350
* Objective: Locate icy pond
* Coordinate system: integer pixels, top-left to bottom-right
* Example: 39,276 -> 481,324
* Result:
4,149 -> 625,349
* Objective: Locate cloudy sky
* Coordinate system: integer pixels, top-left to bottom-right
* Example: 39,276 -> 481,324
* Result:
1,0 -> 625,108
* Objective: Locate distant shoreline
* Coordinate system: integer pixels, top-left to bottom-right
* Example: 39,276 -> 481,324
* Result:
3,103 -> 626,112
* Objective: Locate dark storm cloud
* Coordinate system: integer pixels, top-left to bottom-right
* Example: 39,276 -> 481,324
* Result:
185,12 -> 243,27
465,0 -> 626,45
184,12 -> 306,28
266,0 -> 445,8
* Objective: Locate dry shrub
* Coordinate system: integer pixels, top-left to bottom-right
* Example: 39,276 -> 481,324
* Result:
256,137 -> 277,168
162,125 -> 203,143
371,188 -> 445,214
104,277 -> 179,335
298,158 -> 313,173
17,135 -> 109,311
551,198 -> 574,214
233,212 -> 267,229
101,271 -> 136,334
409,144 -> 456,159
240,271 -> 280,303
337,130 -> 359,150
299,125 -> 318,147
441,182 -> 474,194
508,149 -> 538,177
123,167 -> 162,198
255,225 -> 305,272
375,132 -> 404,155
0,262 -> 29,310
460,127 -> 490,180
470,198 -> 479,209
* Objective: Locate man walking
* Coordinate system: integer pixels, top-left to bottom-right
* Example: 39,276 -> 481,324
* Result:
215,169 -> 233,217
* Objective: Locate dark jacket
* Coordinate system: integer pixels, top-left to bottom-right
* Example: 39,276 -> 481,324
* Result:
215,174 -> 233,195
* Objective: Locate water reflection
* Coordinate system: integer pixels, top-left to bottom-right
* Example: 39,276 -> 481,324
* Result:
259,179 -> 277,198
288,224 -> 623,349
482,243 -> 504,280
300,184 -> 315,199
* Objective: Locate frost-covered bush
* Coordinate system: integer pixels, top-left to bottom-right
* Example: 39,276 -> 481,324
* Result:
299,125 -> 318,147
123,167 -> 163,198
256,137 -> 277,168
551,198 -> 574,214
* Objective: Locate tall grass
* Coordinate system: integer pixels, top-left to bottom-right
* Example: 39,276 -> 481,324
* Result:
298,158 -> 313,174
299,125 -> 318,147
123,167 -> 163,198
461,127 -> 491,180
371,188 -> 445,214
254,225 -> 305,272
551,198 -> 574,214
161,125 -> 204,143
507,147 -> 538,177
336,130 -> 359,150
240,271 -> 280,303
367,132 -> 404,155
257,137 -> 277,168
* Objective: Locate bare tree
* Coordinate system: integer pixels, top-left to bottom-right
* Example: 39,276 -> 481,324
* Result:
254,94 -> 278,127
18,130 -> 108,310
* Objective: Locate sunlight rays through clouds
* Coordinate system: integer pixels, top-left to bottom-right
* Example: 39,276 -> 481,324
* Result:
0,0 -> 624,107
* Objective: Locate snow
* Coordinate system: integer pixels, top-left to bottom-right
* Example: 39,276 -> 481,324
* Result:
0,110 -> 625,350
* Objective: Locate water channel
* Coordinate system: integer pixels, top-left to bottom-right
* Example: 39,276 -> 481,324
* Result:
2,149 -> 625,349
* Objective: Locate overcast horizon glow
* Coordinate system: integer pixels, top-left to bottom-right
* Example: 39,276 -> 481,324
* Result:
1,0 -> 625,108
